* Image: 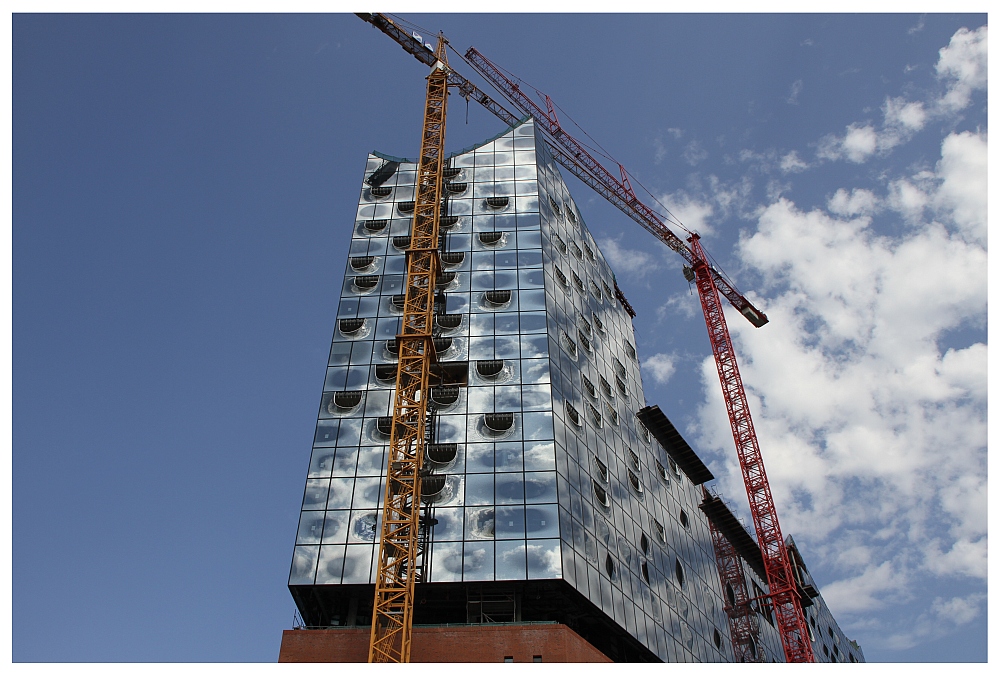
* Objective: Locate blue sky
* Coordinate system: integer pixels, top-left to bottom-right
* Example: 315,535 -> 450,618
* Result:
12,12 -> 987,662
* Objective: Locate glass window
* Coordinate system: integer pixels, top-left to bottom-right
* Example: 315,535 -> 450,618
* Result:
308,448 -> 335,478
495,540 -> 528,580
296,511 -> 326,544
522,411 -> 554,440
462,542 -> 495,581
466,472 -> 495,505
526,538 -> 561,578
341,544 -> 375,584
524,472 -> 558,503
351,476 -> 382,509
495,472 -> 524,504
322,511 -> 351,544
524,440 -> 556,471
495,505 -> 526,539
432,507 -> 465,541
302,479 -> 330,510
327,477 -> 355,509
289,545 -> 319,585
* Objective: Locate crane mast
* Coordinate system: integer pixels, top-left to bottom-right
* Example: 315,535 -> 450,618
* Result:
356,12 -> 813,663
367,33 -> 450,664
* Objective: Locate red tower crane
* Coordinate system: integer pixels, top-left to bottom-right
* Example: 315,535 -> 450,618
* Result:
356,13 -> 813,663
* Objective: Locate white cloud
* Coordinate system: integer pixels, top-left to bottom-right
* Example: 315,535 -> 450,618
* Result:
818,124 -> 877,163
827,188 -> 879,217
642,352 -> 677,385
694,129 -> 986,648
598,235 -> 659,278
932,130 -> 987,245
661,192 -> 715,236
935,25 -> 988,113
683,139 -> 708,166
779,151 -> 808,174
787,79 -> 803,105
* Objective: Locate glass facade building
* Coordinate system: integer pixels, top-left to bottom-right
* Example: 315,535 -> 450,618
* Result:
287,117 -> 863,663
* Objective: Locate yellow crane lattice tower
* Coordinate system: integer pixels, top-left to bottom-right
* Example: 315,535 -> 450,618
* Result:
368,34 -> 450,664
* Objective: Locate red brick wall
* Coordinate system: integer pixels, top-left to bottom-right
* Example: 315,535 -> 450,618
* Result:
278,624 -> 612,663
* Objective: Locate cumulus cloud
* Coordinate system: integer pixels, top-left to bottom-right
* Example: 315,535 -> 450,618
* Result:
661,192 -> 716,236
598,236 -> 659,278
935,26 -> 988,113
779,151 -> 808,174
814,26 -> 986,166
694,129 -> 986,650
787,79 -> 803,105
642,352 -> 677,385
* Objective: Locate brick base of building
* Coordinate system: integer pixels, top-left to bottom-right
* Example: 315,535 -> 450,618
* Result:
278,623 -> 612,663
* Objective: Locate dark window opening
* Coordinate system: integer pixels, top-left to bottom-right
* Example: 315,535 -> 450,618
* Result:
484,412 -> 515,432
353,275 -> 379,290
566,402 -> 581,427
440,251 -> 465,266
476,359 -> 505,379
679,509 -> 689,529
582,376 -> 596,399
641,561 -> 650,584
713,629 -> 722,649
397,201 -> 415,213
339,318 -> 365,335
675,558 -> 685,586
333,391 -> 363,409
486,196 -> 509,209
392,235 -> 411,250
350,256 -> 375,270
628,469 -> 643,494
363,219 -> 388,233
639,533 -> 649,555
369,185 -> 392,198
593,480 -> 610,507
593,455 -> 609,482
445,181 -> 467,195
478,231 -> 504,245
484,290 -> 512,306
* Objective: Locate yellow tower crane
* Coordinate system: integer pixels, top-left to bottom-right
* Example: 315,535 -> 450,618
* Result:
367,31 -> 450,664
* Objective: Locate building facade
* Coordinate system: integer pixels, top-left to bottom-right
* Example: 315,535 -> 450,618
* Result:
285,118 -> 863,663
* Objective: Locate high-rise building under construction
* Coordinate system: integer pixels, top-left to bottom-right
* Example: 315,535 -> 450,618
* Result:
281,118 -> 864,664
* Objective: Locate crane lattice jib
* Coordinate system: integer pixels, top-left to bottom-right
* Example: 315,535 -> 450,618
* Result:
367,35 -> 450,664
462,47 -> 768,329
689,235 -> 813,662
703,488 -> 764,663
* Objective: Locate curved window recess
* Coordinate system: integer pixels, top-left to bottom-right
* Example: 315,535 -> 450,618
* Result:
483,290 -> 512,308
566,208 -> 577,224
578,318 -> 592,336
599,376 -> 613,399
833,644 -> 839,658
604,553 -> 616,579
593,480 -> 610,507
592,455 -> 609,482
433,337 -> 453,356
583,242 -> 595,261
421,475 -> 447,502
468,507 -> 495,539
436,271 -> 457,288
713,629 -> 722,650
627,469 -> 643,494
669,457 -> 682,479
363,219 -> 388,233
430,385 -> 460,407
484,412 -> 515,433
582,376 -> 597,399
570,242 -> 583,259
391,294 -> 407,311
628,449 -> 640,470
653,518 -> 666,542
435,313 -> 463,331
442,166 -> 462,179
560,331 -> 578,358
397,201 -> 416,214
353,275 -> 379,291
602,281 -> 615,299
476,359 -> 505,380
606,404 -> 619,426
639,533 -> 649,555
823,645 -> 829,658
478,231 -> 505,246
675,558 -> 685,586
725,583 -> 737,607
385,339 -> 399,356
592,313 -> 605,334
485,196 -> 509,209
590,280 -> 603,300
849,654 -> 857,663
440,251 -> 465,267
577,330 -> 592,353
376,416 -> 395,437
641,560 -> 650,584
350,255 -> 376,272
566,402 -> 582,427
638,422 -> 651,444
551,232 -> 568,255
425,442 -> 458,465
587,403 -> 603,428
445,181 -> 468,195
624,340 -> 638,361
747,637 -> 758,661
548,195 -> 561,215
375,363 -> 398,383
554,266 -> 570,289
392,235 -> 411,250
612,359 -> 626,379
366,160 -> 399,187
339,318 -> 366,335
679,509 -> 690,529
439,215 -> 460,231
810,616 -> 816,628
615,376 -> 628,398
828,627 -> 835,639
333,391 -> 363,410
655,461 -> 670,484
369,185 -> 392,198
